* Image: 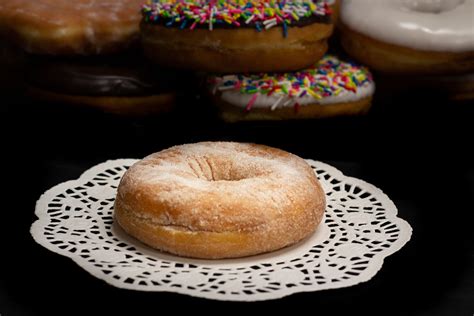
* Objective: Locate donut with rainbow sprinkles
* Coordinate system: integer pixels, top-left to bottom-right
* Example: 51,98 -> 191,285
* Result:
140,0 -> 336,73
208,54 -> 375,122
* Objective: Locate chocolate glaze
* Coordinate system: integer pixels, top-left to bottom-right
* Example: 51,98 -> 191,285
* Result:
147,14 -> 332,29
26,53 -> 178,96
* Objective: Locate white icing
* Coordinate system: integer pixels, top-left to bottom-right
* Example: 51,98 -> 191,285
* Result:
210,55 -> 375,110
218,83 -> 375,109
340,0 -> 474,52
402,0 -> 466,12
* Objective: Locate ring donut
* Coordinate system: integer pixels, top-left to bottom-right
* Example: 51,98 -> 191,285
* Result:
140,0 -> 336,73
114,142 -> 326,259
0,0 -> 177,115
338,0 -> 474,74
25,54 -> 177,115
208,55 -> 375,122
0,0 -> 143,55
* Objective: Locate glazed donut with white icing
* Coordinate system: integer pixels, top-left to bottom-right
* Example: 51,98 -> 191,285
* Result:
208,55 -> 375,122
140,0 -> 336,73
114,142 -> 326,259
338,0 -> 474,74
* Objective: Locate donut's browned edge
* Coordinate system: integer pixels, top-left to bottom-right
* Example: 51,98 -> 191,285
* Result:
211,94 -> 373,122
141,22 -> 334,73
27,86 -> 176,116
338,22 -> 474,75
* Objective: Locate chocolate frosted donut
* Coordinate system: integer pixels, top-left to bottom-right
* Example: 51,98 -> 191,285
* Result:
25,54 -> 178,115
114,142 -> 326,259
26,54 -> 176,96
140,0 -> 336,73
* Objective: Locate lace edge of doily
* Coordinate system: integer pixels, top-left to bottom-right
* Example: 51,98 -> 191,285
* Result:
307,159 -> 413,257
30,158 -> 413,301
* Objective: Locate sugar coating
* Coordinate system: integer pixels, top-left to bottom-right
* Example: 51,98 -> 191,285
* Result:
116,142 -> 324,233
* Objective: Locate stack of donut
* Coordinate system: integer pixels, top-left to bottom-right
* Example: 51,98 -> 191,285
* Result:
139,0 -> 376,122
0,0 -> 177,115
0,0 -> 379,119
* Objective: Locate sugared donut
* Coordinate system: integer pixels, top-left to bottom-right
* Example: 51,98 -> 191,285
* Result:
338,0 -> 474,74
208,55 -> 375,122
114,142 -> 326,259
0,0 -> 144,55
140,0 -> 336,73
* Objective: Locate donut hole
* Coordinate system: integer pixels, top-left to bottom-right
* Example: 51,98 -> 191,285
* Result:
186,156 -> 269,182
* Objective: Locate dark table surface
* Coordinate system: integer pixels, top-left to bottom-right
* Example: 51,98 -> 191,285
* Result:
1,79 -> 473,315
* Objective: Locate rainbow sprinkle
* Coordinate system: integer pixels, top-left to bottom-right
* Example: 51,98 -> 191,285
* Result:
209,55 -> 374,112
142,0 -> 332,35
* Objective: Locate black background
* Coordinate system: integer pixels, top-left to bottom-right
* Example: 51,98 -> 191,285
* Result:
1,70 -> 473,315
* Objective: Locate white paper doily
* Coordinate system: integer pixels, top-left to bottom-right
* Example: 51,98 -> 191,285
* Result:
31,159 -> 412,301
